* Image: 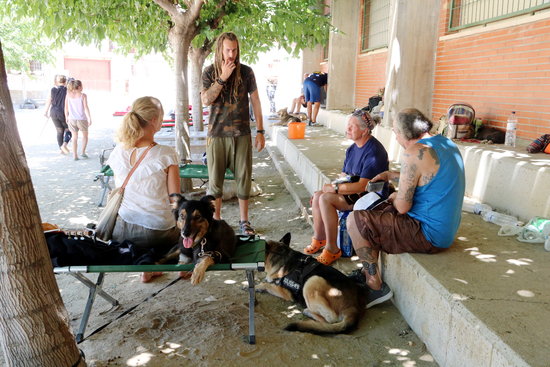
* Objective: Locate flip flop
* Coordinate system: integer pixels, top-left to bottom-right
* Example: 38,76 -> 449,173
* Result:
316,248 -> 342,266
304,237 -> 326,254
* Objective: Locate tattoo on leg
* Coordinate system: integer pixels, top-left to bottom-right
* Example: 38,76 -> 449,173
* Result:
355,247 -> 376,263
363,261 -> 378,276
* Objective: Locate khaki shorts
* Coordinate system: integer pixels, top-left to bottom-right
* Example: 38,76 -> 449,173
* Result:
206,135 -> 252,200
352,203 -> 443,254
112,215 -> 180,254
68,119 -> 89,132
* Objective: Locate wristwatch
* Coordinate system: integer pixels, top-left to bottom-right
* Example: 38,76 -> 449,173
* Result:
257,129 -> 265,134
216,78 -> 226,86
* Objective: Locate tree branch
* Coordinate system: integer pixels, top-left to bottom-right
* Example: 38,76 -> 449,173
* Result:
153,0 -> 182,20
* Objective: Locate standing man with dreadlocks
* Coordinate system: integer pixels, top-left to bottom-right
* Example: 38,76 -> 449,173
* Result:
201,32 -> 265,235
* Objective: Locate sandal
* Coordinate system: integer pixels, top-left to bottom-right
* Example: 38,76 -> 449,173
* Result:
304,237 -> 325,254
239,220 -> 256,235
316,248 -> 342,266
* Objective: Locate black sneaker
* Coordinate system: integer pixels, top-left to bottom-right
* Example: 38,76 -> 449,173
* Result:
366,282 -> 393,309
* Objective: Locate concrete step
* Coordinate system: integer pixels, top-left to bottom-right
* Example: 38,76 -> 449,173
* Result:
265,117 -> 549,367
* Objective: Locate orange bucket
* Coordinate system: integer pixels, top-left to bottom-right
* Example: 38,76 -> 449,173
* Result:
288,122 -> 306,139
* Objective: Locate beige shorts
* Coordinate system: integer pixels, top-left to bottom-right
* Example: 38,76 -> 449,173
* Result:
68,119 -> 89,132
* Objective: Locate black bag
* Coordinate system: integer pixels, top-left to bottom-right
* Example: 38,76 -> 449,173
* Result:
45,232 -> 137,267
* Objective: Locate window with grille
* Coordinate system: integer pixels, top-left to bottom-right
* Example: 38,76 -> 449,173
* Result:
361,0 -> 391,52
449,0 -> 550,31
29,60 -> 42,74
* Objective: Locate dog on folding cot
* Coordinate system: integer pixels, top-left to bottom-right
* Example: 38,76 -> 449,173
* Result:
159,194 -> 236,285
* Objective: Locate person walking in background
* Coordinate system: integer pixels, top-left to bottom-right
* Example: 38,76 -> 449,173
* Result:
201,32 -> 265,235
303,71 -> 328,125
107,96 -> 180,283
44,74 -> 71,154
347,108 -> 465,308
65,79 -> 92,160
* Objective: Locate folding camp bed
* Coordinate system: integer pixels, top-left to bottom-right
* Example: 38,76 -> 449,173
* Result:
53,237 -> 265,344
96,163 -> 235,206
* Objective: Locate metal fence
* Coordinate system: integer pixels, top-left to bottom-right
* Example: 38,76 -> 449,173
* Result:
449,0 -> 550,31
361,0 -> 391,52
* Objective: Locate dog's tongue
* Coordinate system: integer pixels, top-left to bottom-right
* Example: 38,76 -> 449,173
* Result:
183,237 -> 193,249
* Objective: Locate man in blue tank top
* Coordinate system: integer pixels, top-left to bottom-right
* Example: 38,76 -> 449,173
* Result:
347,108 -> 465,308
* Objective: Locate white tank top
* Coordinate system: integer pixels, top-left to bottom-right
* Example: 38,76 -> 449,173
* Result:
68,95 -> 86,120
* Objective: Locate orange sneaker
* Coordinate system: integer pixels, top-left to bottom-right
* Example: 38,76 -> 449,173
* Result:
316,248 -> 342,266
304,237 -> 325,254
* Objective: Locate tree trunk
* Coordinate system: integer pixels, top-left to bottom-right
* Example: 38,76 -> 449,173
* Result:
189,45 -> 211,133
0,44 -> 85,366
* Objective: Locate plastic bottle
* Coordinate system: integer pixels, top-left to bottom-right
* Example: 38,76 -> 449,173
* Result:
462,200 -> 491,215
481,210 -> 523,227
543,222 -> 550,251
505,111 -> 517,147
337,211 -> 354,257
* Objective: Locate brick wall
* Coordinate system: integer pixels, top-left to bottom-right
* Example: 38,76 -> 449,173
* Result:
355,51 -> 388,108
433,6 -> 550,140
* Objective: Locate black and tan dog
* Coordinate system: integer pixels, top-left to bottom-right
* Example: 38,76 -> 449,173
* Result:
257,233 -> 366,334
163,194 -> 236,285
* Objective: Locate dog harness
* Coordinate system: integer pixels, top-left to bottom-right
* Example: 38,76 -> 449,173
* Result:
274,256 -> 322,305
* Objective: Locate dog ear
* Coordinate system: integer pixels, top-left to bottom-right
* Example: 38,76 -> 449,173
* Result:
169,193 -> 185,211
200,195 -> 217,213
280,232 -> 291,246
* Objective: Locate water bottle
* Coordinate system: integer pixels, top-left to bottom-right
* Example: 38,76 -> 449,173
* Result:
337,211 -> 354,257
543,222 -> 550,251
473,203 -> 492,215
505,111 -> 517,147
462,200 -> 491,215
481,210 -> 522,227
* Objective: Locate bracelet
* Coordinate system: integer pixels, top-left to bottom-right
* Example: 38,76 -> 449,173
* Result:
334,183 -> 339,194
257,129 -> 265,134
216,78 -> 226,86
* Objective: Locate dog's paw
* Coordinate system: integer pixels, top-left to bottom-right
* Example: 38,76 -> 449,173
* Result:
190,269 -> 206,285
255,283 -> 269,293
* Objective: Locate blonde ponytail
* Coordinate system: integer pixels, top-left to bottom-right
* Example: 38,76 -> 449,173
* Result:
117,96 -> 163,148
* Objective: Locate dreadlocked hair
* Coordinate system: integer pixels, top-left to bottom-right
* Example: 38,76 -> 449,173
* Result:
214,32 -> 242,104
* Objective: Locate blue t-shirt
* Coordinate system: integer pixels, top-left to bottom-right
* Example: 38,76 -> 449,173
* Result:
342,136 -> 389,182
408,135 -> 465,248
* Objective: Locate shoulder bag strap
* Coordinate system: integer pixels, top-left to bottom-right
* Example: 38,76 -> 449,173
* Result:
120,142 -> 156,191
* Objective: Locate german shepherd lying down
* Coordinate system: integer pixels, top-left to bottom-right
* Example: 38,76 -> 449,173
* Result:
258,233 -> 366,334
161,194 -> 236,285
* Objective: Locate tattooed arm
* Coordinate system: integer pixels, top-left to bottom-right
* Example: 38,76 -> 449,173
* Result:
392,144 -> 440,214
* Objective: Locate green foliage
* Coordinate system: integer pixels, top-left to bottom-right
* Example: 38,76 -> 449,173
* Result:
192,0 -> 332,64
3,0 -> 169,57
0,17 -> 54,75
3,0 -> 331,64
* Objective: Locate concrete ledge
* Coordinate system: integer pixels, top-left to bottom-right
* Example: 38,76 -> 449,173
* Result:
265,114 -> 548,367
317,109 -> 550,221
